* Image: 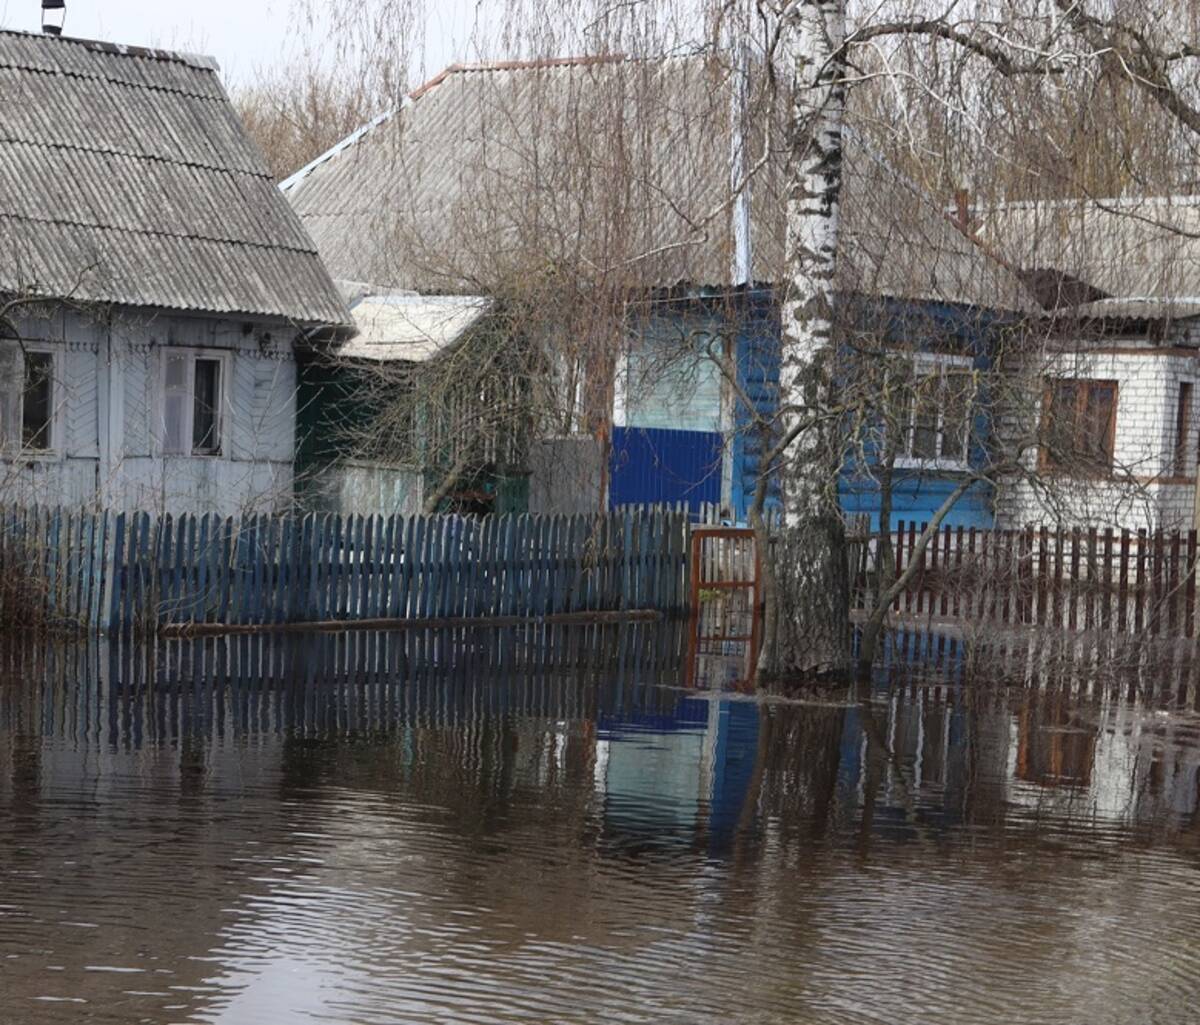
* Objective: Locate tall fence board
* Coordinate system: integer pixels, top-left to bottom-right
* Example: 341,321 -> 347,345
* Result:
856,520 -> 1200,639
0,506 -> 692,637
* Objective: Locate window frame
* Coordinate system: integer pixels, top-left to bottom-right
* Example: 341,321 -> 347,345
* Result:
892,352 -> 976,473
0,332 -> 61,461
157,348 -> 230,459
1039,377 -> 1119,476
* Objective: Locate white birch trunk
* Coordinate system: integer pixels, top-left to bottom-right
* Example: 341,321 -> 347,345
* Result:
759,0 -> 850,679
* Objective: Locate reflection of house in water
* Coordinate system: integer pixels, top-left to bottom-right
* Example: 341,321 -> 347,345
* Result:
1015,697 -> 1096,787
595,698 -> 761,854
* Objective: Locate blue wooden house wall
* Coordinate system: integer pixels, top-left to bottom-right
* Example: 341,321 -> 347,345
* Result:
837,298 -> 1002,532
608,290 -> 1004,529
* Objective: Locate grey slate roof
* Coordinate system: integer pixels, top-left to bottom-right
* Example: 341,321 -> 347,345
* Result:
0,30 -> 349,326
282,55 -> 1032,314
974,196 -> 1200,319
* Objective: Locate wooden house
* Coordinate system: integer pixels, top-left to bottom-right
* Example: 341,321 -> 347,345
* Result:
0,29 -> 350,517
296,285 -> 534,515
280,55 -> 1032,526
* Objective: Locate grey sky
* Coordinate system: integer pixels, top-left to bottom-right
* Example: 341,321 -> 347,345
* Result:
0,0 -> 485,86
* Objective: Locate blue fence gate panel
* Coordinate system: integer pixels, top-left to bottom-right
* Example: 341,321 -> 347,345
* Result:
609,427 -> 723,515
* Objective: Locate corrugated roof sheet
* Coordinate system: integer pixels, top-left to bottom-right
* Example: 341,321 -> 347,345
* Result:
339,293 -> 492,362
974,197 -> 1200,317
0,29 -> 349,326
283,55 -> 1032,313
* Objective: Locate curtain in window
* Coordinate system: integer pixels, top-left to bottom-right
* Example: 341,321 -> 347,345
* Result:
163,353 -> 189,454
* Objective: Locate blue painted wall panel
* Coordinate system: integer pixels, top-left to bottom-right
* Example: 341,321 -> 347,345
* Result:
609,426 -> 722,513
733,295 -> 783,520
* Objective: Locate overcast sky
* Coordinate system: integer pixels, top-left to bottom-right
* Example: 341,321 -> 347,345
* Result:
0,0 -> 485,85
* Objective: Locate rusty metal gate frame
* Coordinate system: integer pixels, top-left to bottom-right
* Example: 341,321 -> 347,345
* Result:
686,526 -> 763,688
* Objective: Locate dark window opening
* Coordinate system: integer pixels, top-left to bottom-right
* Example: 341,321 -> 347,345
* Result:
22,351 -> 52,451
1042,378 -> 1117,474
192,358 -> 221,454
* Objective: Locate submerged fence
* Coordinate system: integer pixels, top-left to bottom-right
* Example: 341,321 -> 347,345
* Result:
859,521 -> 1200,639
0,506 -> 692,636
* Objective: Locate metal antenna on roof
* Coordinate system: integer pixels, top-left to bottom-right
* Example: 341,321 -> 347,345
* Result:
41,0 -> 65,36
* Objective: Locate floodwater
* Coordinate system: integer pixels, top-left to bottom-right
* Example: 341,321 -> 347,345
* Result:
3,631 -> 1200,1024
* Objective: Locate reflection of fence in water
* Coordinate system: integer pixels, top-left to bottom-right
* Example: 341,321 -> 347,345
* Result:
0,626 -> 689,745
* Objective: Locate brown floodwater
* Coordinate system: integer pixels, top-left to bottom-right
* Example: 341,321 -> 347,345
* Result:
3,632 -> 1200,1024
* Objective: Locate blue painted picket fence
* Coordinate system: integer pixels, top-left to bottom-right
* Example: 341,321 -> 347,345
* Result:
0,506 -> 692,636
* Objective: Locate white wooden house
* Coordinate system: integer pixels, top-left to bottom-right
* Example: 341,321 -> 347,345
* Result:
0,29 -> 350,516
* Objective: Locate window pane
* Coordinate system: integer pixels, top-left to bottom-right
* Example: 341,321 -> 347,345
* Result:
940,372 -> 972,462
22,352 -> 52,450
0,340 -> 19,450
192,359 -> 221,454
1043,380 -> 1079,468
163,354 -> 189,454
1082,383 -> 1115,468
910,374 -> 939,459
1176,382 -> 1193,476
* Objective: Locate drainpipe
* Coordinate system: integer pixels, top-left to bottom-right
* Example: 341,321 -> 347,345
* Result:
723,24 -> 752,516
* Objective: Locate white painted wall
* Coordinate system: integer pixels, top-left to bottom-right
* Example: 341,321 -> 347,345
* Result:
304,461 -> 424,516
996,340 -> 1200,531
0,305 -> 300,516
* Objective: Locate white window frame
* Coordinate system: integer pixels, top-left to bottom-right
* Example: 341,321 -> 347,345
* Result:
157,348 -> 230,459
0,340 -> 62,461
893,352 -> 975,473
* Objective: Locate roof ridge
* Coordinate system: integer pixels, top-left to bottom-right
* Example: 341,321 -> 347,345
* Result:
408,54 -> 629,100
0,27 -> 218,71
279,52 -> 684,193
280,107 -> 400,193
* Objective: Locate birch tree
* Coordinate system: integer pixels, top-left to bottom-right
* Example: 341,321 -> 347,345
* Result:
764,0 -> 850,676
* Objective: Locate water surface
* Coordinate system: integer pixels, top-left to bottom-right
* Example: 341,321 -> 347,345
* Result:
3,633 -> 1200,1024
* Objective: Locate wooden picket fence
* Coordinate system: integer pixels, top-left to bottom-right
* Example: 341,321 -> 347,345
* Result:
0,505 -> 693,637
858,520 -> 1200,638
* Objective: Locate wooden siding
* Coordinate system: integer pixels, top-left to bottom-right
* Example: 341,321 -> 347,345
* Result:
0,307 -> 300,516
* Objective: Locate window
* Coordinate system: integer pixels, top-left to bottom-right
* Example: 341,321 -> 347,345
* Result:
162,352 -> 224,456
1041,378 -> 1117,474
1174,381 -> 1193,477
22,351 -> 53,451
0,331 -> 55,454
897,357 -> 974,468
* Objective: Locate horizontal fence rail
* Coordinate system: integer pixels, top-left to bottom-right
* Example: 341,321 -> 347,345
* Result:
856,520 -> 1200,639
0,506 -> 693,637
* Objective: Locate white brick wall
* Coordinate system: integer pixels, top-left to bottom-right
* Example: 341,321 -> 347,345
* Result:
996,330 -> 1200,531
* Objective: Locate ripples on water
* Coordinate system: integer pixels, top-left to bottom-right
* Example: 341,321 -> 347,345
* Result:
3,629 -> 1200,1024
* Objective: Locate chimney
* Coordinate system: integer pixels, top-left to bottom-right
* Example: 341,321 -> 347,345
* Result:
42,0 -> 65,36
